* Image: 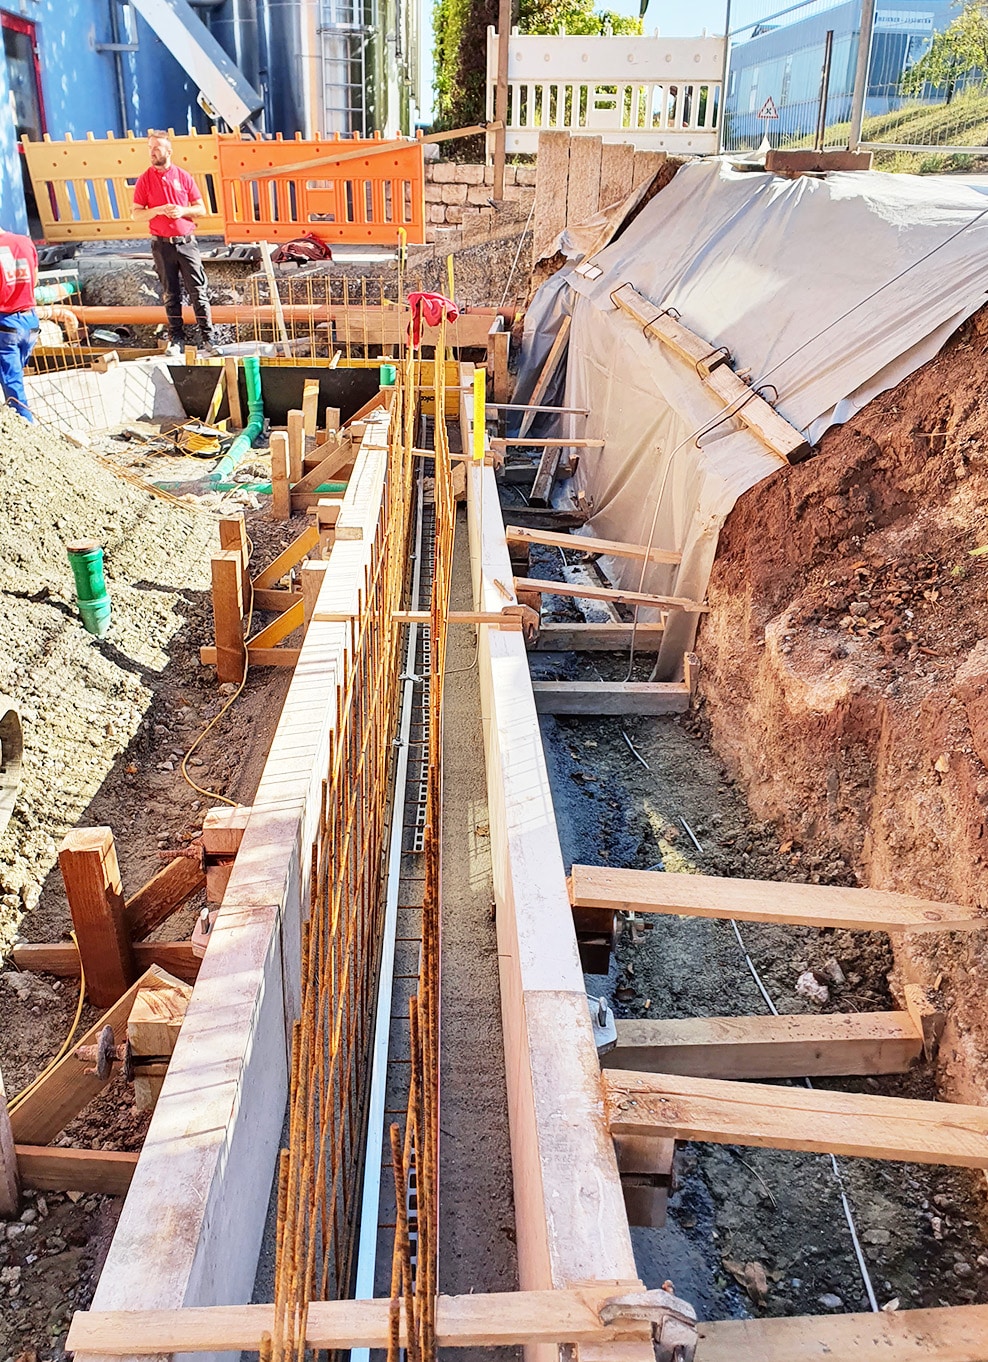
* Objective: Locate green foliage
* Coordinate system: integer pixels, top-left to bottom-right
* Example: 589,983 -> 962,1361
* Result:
901,0 -> 988,95
432,0 -> 642,133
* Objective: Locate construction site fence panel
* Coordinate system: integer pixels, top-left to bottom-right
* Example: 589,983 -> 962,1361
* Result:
23,133 -> 426,246
22,132 -> 226,242
486,30 -> 725,155
218,137 -> 426,245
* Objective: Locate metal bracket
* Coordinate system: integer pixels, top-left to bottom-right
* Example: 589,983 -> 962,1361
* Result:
589,995 -> 616,1054
600,1288 -> 698,1362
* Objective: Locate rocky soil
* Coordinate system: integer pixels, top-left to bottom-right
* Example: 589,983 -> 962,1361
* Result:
699,301 -> 988,1110
0,409 -> 306,1361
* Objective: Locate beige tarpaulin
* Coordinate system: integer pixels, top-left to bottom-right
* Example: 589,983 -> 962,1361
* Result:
520,160 -> 988,677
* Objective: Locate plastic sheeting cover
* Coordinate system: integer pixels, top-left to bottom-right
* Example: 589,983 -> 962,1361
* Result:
545,160 -> 988,676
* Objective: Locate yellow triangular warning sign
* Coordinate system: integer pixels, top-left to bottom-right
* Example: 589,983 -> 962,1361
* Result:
757,96 -> 780,119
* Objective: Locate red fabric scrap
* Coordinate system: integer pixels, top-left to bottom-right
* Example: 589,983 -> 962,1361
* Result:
407,291 -> 459,348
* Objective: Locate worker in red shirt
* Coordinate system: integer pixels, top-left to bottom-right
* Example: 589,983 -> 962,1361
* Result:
132,132 -> 218,358
0,229 -> 42,421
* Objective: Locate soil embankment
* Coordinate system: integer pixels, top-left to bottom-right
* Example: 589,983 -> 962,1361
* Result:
700,303 -> 988,1105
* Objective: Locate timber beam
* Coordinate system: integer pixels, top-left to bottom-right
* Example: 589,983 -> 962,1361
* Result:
516,576 -> 707,613
569,866 -> 987,935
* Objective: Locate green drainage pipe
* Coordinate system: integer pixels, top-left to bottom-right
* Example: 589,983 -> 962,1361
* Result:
66,540 -> 111,637
210,354 -> 264,481
209,480 -> 348,495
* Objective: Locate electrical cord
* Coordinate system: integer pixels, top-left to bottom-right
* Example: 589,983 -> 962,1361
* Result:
9,932 -> 87,1112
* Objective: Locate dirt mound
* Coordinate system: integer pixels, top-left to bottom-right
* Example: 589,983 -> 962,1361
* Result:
0,408 -> 216,948
699,303 -> 988,1103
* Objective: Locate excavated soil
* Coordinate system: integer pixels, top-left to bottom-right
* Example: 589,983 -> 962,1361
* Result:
700,301 -> 988,1109
0,411 -> 306,1361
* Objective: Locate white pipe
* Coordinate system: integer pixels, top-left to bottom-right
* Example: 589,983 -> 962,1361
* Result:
350,458 -> 426,1355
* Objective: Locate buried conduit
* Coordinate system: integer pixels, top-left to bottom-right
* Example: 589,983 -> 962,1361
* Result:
211,353 -> 264,482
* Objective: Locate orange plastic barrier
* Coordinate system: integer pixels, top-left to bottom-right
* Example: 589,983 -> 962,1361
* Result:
217,134 -> 426,246
22,131 -> 226,242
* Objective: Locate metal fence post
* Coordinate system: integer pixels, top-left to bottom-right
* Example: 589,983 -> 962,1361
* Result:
717,0 -> 732,155
848,0 -> 876,150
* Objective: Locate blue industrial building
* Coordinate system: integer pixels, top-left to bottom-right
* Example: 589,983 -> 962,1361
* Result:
724,0 -> 955,149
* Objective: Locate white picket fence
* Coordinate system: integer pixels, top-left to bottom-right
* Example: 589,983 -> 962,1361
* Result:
486,30 -> 725,155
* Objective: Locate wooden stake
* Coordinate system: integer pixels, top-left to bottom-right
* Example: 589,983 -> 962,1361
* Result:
208,550 -> 247,685
493,0 -> 511,199
324,407 -> 340,440
270,431 -> 291,522
287,409 -> 304,483
224,357 -> 242,430
0,1063 -> 21,1216
518,316 -> 571,438
302,379 -> 320,441
59,827 -> 135,1008
219,515 -> 250,607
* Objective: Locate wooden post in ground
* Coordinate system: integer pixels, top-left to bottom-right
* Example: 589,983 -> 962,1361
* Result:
493,0 -> 511,199
270,432 -> 291,522
324,408 -> 340,441
301,379 -> 319,443
218,516 -> 250,608
209,550 -> 247,685
287,410 -> 304,484
224,358 -> 242,430
0,1063 -> 20,1216
58,828 -> 135,1008
301,560 -> 328,627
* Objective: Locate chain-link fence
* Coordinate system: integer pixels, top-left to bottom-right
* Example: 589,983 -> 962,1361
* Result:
720,0 -> 988,164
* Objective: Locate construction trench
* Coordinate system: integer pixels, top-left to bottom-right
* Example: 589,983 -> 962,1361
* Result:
8,145 -> 988,1362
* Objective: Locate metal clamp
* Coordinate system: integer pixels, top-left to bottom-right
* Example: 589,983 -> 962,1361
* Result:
600,1288 -> 698,1362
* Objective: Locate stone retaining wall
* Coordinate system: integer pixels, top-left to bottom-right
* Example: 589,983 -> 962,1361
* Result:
424,162 -> 536,242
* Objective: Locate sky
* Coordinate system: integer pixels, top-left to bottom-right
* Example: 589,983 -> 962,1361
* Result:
615,0 -> 729,33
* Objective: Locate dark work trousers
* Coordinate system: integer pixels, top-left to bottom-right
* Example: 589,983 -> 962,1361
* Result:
150,235 -> 215,345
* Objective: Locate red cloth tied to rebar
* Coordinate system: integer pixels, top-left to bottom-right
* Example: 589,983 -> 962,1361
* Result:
407,291 -> 459,348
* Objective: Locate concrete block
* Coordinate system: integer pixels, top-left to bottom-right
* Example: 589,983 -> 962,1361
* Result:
441,182 -> 468,205
454,163 -> 485,184
467,184 -> 495,207
765,148 -> 874,175
428,162 -> 457,183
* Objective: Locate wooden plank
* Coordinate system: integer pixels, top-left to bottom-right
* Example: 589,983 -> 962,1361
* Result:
599,142 -> 635,209
696,1303 -> 988,1361
301,378 -> 319,440
252,525 -> 320,590
200,646 -> 300,668
493,0 -> 510,198
218,516 -> 250,605
342,390 -> 386,428
568,866 -> 988,935
604,1069 -> 988,1167
519,316 -> 571,438
292,438 -> 351,494
125,854 -> 205,942
251,588 -> 303,613
224,357 -> 242,430
494,438 -> 604,449
16,1146 -> 139,1197
0,1065 -> 19,1215
129,973 -> 191,1111
287,409 -> 304,484
610,283 -> 731,378
269,431 -> 291,523
205,365 -> 226,428
59,828 -> 135,1008
611,1012 -> 924,1079
531,443 -> 563,506
517,576 -> 706,613
532,681 -> 689,716
11,941 -> 200,984
533,129 -> 572,263
66,1285 -> 652,1355
505,525 -> 680,565
247,599 -> 304,651
209,550 -> 246,685
490,317 -> 510,403
532,622 -> 665,652
10,967 -> 173,1146
704,363 -> 811,464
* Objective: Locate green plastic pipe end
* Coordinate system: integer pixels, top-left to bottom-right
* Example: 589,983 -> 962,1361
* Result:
380,363 -> 397,387
66,540 -> 111,637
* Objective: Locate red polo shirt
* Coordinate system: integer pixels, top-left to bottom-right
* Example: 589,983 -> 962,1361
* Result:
133,164 -> 203,238
0,230 -> 37,313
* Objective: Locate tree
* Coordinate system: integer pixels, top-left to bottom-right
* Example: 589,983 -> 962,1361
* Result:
900,0 -> 988,97
433,0 -> 641,132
